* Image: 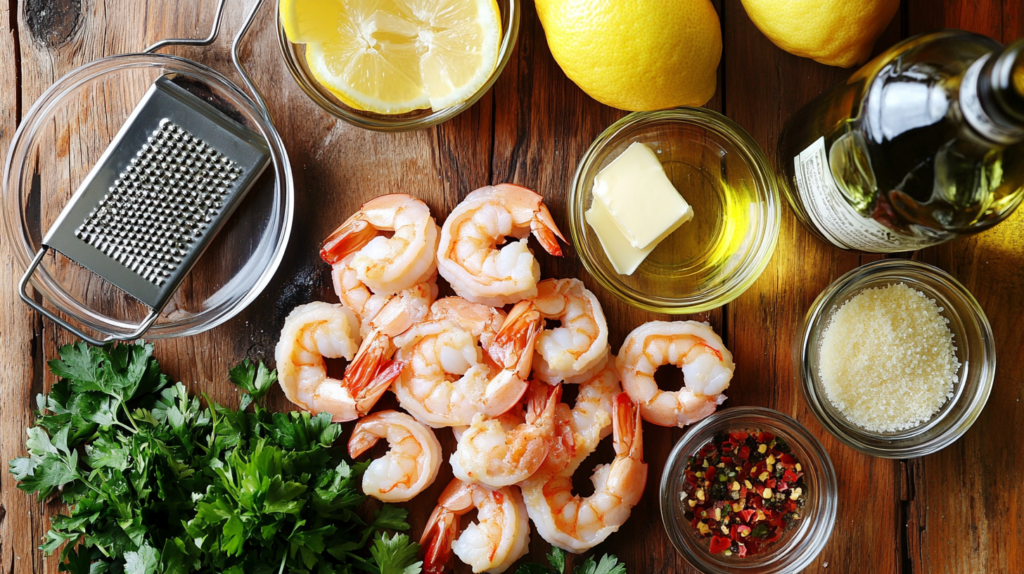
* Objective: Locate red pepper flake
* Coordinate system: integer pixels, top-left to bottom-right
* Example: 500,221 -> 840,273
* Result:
710,536 -> 732,554
679,429 -> 807,558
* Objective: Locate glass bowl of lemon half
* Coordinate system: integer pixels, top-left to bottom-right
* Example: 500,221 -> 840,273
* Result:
278,0 -> 519,131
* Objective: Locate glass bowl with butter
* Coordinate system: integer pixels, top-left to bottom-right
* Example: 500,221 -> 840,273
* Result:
569,108 -> 781,313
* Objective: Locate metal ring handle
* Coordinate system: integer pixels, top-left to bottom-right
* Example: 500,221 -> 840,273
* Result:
19,249 -> 162,346
145,0 -> 272,121
231,0 -> 273,118
144,0 -> 228,54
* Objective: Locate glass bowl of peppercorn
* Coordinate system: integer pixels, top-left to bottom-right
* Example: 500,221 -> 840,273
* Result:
660,407 -> 837,574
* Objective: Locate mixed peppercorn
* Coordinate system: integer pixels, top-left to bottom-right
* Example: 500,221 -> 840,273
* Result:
680,430 -> 806,557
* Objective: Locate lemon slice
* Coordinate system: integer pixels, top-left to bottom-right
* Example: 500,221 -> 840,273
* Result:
304,0 -> 502,114
280,0 -> 345,44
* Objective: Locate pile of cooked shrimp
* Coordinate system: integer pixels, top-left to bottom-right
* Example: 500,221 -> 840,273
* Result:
274,184 -> 736,574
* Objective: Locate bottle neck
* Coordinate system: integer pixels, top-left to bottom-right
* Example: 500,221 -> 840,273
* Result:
964,38 -> 1024,144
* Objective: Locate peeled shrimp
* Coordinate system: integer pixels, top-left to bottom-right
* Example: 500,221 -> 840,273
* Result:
437,184 -> 566,306
616,321 -> 734,428
321,194 -> 439,295
520,393 -> 646,554
275,303 -> 402,422
347,410 -> 442,502
451,382 -> 561,488
392,298 -> 537,427
332,253 -> 438,338
540,363 -> 622,479
531,278 -> 610,385
421,479 -> 530,574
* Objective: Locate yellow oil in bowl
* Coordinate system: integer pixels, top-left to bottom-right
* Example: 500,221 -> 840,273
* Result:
570,109 -> 780,314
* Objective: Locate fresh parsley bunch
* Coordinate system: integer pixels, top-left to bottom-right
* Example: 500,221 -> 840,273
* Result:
9,341 -> 422,574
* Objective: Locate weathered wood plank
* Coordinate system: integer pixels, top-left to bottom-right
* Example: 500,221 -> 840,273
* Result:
721,3 -> 904,573
904,2 -> 1024,573
0,1 -> 45,572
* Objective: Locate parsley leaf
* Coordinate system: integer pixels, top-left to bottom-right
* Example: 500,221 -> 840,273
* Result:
578,553 -> 627,574
548,548 -> 567,573
515,547 -> 628,574
368,532 -> 422,574
124,543 -> 159,574
228,358 -> 277,410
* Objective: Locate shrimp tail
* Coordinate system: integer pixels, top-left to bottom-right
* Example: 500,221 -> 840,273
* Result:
343,329 -> 403,415
526,381 -> 562,424
347,425 -> 381,459
421,479 -> 475,574
492,183 -> 566,257
612,393 -> 643,462
320,214 -> 376,264
488,300 -> 542,378
421,510 -> 459,574
481,369 -> 531,416
531,203 -> 567,257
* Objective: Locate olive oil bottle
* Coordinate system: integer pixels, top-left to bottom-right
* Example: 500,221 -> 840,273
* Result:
777,31 -> 1024,252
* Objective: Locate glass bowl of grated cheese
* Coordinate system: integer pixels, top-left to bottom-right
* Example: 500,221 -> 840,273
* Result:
795,259 -> 996,458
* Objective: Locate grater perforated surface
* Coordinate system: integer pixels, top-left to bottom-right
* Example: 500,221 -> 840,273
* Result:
73,120 -> 242,287
41,77 -> 271,310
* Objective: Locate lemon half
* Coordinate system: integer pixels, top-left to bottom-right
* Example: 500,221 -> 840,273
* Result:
284,0 -> 502,114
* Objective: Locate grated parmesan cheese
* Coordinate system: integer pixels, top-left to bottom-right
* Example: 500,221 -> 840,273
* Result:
818,282 -> 960,433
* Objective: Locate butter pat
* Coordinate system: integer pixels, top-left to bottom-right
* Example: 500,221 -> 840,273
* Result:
592,142 -> 693,249
586,198 -> 657,275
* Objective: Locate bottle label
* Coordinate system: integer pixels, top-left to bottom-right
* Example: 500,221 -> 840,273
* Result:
793,137 -> 933,252
960,54 -> 1021,145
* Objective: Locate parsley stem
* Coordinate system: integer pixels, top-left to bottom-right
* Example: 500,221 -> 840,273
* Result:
94,542 -> 110,558
121,402 -> 141,433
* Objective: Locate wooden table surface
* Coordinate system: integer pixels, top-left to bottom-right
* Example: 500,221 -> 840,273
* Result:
2,1 -> 1022,573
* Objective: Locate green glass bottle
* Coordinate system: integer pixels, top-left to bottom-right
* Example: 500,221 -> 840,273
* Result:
777,31 -> 1024,253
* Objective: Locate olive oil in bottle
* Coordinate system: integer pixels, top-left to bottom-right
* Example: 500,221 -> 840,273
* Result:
777,31 -> 1024,253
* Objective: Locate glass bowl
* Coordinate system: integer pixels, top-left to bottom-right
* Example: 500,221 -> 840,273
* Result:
2,53 -> 293,341
277,0 -> 520,132
568,108 -> 780,314
661,407 -> 837,574
795,259 -> 996,459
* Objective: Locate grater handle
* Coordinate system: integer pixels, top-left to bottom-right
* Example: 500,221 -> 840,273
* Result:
145,0 -> 228,54
231,0 -> 272,118
144,0 -> 272,119
19,249 -> 162,346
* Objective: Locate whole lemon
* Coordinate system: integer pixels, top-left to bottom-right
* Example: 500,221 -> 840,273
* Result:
535,0 -> 722,111
740,0 -> 899,68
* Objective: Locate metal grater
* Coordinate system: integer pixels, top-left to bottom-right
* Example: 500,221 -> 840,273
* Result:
21,76 -> 271,338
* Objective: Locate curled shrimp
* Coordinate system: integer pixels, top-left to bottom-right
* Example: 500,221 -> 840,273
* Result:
451,382 -> 561,488
275,302 -> 402,422
332,253 -> 439,338
347,410 -> 442,502
531,278 -> 610,385
437,184 -> 566,306
392,298 -> 539,427
540,363 -> 622,479
520,393 -> 646,554
321,194 -> 439,295
421,479 -> 530,574
616,321 -> 734,427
